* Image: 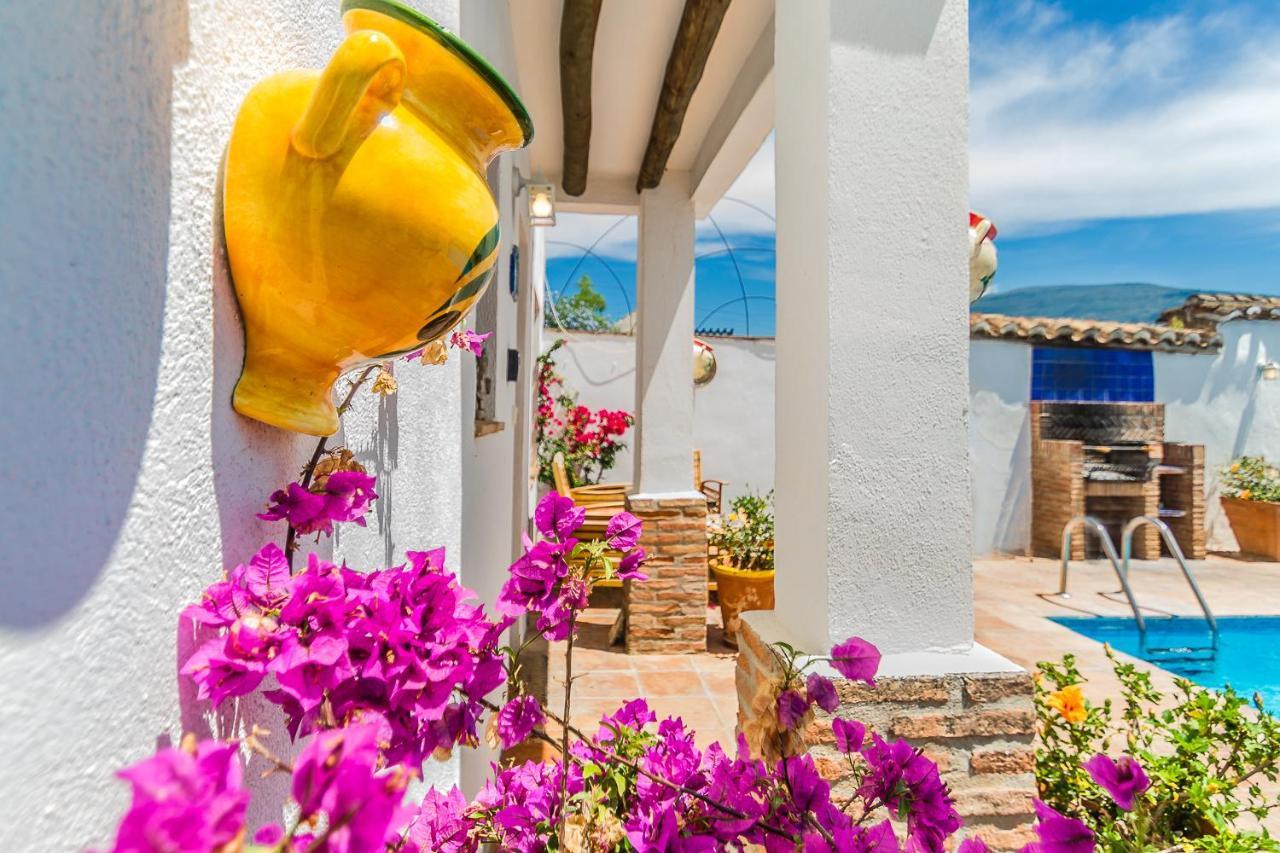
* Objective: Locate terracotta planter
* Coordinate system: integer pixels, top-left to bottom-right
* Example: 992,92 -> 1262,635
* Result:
1221,496 -> 1280,559
712,562 -> 775,647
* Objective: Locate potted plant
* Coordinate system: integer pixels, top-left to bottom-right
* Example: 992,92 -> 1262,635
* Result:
1219,455 -> 1280,559
710,490 -> 775,645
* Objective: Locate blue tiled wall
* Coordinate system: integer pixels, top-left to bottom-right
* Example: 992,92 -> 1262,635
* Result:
1031,347 -> 1154,402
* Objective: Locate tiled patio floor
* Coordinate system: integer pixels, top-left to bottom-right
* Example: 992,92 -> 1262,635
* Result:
541,607 -> 740,749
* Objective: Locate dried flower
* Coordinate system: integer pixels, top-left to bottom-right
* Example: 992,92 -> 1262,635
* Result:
371,364 -> 398,396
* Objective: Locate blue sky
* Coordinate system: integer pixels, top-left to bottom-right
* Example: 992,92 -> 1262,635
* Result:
546,0 -> 1280,334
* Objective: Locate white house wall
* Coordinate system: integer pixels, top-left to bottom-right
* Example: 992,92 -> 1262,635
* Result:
969,341 -> 1033,557
0,2 -> 469,848
550,333 -> 777,502
1159,321 -> 1280,550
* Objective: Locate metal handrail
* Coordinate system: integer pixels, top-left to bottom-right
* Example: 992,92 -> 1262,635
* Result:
1058,516 -> 1147,639
1121,515 -> 1219,651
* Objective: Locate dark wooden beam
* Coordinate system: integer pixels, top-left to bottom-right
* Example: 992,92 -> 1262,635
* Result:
559,0 -> 604,197
636,0 -> 732,192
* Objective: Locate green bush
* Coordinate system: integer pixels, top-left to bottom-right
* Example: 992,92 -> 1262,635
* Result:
1036,649 -> 1280,851
709,490 -> 774,571
1220,456 -> 1280,503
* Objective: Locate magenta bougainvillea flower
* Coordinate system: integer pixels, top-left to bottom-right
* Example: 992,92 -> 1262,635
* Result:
290,724 -> 414,852
182,541 -> 505,769
605,511 -> 643,551
957,838 -> 990,852
495,694 -> 544,749
806,672 -> 839,713
533,491 -> 585,540
859,732 -> 961,849
407,786 -> 472,853
617,545 -> 648,581
1029,799 -> 1096,852
257,469 -> 377,537
830,636 -> 881,686
102,740 -> 248,853
776,689 -> 810,730
449,328 -> 492,358
832,717 -> 865,753
1083,754 -> 1151,811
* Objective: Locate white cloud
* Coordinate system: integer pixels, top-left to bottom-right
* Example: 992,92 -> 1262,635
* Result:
971,2 -> 1280,236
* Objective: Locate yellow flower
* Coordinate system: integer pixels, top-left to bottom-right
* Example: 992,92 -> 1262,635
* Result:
1231,462 -> 1241,472
1240,489 -> 1252,501
1046,684 -> 1088,724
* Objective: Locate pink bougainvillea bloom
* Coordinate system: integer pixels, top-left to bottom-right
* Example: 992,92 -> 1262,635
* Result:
258,481 -> 330,534
533,491 -> 585,540
449,329 -> 492,358
318,469 -> 377,526
1027,799 -> 1095,853
832,717 -> 865,753
776,689 -> 810,730
496,695 -> 544,749
605,511 -> 643,551
407,787 -> 472,853
616,546 -> 648,581
830,636 -> 881,686
957,838 -> 989,853
1083,754 -> 1150,811
805,673 -> 839,713
106,740 -> 248,853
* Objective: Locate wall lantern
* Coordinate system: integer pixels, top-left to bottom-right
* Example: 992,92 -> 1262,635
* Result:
693,338 -> 717,386
515,171 -> 556,227
1261,361 -> 1280,381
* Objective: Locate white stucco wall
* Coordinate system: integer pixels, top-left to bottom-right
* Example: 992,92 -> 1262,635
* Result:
548,332 -> 777,503
0,2 -> 469,848
1159,321 -> 1280,550
969,341 -> 1033,557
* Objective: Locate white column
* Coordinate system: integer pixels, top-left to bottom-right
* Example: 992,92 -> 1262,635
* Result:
772,0 -> 973,657
634,173 -> 697,495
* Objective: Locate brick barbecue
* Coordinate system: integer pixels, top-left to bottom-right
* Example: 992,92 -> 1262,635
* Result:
1030,402 -> 1205,560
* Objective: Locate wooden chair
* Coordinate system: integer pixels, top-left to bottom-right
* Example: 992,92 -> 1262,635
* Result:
551,454 -> 628,586
693,449 -> 726,515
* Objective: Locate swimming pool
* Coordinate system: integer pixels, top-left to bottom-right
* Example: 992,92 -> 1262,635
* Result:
1051,615 -> 1280,709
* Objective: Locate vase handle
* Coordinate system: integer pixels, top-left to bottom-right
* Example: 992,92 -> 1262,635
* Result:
291,30 -> 406,159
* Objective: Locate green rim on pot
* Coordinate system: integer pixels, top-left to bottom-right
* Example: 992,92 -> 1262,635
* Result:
340,0 -> 535,146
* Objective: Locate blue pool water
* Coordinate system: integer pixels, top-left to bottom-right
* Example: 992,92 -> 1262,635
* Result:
1051,616 -> 1280,709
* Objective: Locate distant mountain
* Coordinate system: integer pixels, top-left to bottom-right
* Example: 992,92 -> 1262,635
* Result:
972,283 -> 1206,324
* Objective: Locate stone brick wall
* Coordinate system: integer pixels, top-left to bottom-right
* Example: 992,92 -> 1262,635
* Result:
1162,443 -> 1206,560
736,619 -> 1037,851
624,495 -> 708,654
1031,437 -> 1085,559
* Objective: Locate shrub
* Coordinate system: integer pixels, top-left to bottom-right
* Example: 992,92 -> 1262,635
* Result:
535,338 -> 634,487
1220,456 -> 1280,503
1036,648 -> 1280,851
709,490 -> 775,571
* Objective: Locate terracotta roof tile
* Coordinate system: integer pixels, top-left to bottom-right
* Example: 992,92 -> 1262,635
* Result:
1156,293 -> 1280,328
970,313 -> 1219,353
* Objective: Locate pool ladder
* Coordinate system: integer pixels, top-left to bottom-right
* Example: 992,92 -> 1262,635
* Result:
1057,515 -> 1219,662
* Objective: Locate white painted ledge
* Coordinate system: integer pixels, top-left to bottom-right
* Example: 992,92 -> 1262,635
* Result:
626,490 -> 709,502
741,611 -> 1025,677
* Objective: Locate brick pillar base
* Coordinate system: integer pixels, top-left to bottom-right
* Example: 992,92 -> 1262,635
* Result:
624,493 -> 708,654
735,614 -> 1038,851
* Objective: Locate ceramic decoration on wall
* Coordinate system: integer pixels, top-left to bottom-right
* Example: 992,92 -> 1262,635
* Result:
223,0 -> 533,435
693,338 -> 717,386
969,211 -> 998,304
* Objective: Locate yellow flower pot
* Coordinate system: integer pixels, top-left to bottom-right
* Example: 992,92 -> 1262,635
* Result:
224,0 -> 532,435
711,561 -> 775,647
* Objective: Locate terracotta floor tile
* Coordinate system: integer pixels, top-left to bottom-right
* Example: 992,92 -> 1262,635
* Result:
636,668 -> 707,698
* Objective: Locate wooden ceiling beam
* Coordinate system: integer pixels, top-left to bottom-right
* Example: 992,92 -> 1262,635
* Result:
636,0 -> 732,193
559,0 -> 604,197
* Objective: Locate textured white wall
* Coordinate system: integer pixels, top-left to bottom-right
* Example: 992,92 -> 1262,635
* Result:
774,0 -> 973,656
0,1 -> 466,848
969,341 -> 1032,557
1159,322 -> 1280,550
551,333 -> 776,503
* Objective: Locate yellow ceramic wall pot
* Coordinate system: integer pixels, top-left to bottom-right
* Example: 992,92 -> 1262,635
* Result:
224,0 -> 532,435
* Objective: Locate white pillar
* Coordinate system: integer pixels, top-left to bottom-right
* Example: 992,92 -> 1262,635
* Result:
772,0 -> 973,657
634,173 -> 697,495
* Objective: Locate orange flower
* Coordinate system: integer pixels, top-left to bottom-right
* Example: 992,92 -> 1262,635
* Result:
1047,684 -> 1087,723
1240,489 -> 1252,501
